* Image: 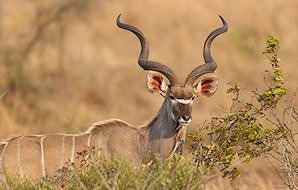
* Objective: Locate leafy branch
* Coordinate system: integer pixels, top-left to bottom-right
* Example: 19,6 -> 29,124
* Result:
190,36 -> 288,180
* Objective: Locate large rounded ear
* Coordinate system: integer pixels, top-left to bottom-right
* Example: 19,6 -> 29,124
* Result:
194,74 -> 219,97
147,72 -> 168,96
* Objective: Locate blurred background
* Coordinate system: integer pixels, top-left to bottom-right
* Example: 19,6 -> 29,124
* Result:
1,0 -> 297,137
0,0 -> 297,188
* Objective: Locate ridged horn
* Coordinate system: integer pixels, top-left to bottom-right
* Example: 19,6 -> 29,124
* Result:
117,14 -> 178,85
184,15 -> 228,86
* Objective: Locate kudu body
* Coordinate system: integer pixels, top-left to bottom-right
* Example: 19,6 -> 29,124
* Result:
0,15 -> 228,179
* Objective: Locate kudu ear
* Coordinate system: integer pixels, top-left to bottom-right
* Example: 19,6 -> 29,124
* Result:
147,72 -> 168,96
194,74 -> 219,97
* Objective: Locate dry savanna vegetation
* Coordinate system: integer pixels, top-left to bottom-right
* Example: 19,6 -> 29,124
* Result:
0,0 -> 297,189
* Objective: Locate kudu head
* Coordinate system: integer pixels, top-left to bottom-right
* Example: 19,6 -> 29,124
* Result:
117,14 -> 228,126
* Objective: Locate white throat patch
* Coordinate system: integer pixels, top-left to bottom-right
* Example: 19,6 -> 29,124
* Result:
175,98 -> 193,105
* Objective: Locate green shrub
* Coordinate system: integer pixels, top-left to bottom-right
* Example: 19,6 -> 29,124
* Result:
4,175 -> 55,190
55,154 -> 205,190
2,152 -> 205,190
189,36 -> 289,180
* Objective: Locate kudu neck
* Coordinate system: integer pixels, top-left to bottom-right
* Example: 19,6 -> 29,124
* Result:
148,98 -> 179,140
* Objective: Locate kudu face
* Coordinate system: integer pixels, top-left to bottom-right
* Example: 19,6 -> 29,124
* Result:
168,85 -> 195,125
117,14 -> 227,125
147,72 -> 219,125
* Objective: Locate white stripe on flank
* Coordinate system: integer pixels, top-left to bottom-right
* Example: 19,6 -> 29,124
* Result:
84,134 -> 92,163
0,142 -> 8,160
17,137 -> 24,177
60,135 -> 65,168
57,133 -> 80,137
0,142 -> 8,190
27,135 -> 43,137
175,98 -> 193,104
71,136 -> 76,163
87,134 -> 91,147
40,136 -> 46,177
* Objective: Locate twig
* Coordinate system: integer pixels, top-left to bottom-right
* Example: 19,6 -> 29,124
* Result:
22,0 -> 80,60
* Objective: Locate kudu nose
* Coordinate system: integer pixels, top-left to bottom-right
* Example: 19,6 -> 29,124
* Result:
181,115 -> 191,123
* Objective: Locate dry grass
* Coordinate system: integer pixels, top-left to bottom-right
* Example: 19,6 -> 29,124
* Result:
0,0 -> 297,189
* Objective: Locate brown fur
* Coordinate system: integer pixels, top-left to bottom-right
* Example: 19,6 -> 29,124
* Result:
0,119 -> 150,179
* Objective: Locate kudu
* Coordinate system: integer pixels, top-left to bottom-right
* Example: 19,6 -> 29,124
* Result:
0,14 -> 228,179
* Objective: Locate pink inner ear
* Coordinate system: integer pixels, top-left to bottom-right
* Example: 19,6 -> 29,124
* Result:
201,84 -> 212,93
200,79 -> 214,93
151,76 -> 162,91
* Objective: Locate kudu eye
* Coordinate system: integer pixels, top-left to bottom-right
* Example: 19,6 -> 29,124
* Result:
170,95 -> 175,100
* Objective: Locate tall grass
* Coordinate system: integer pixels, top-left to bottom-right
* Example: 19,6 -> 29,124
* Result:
3,155 -> 205,190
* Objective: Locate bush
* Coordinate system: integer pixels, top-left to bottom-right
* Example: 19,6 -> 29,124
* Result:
189,36 -> 297,188
3,153 -> 205,190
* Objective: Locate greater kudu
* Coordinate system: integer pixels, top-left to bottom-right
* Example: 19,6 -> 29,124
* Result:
0,14 -> 228,179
